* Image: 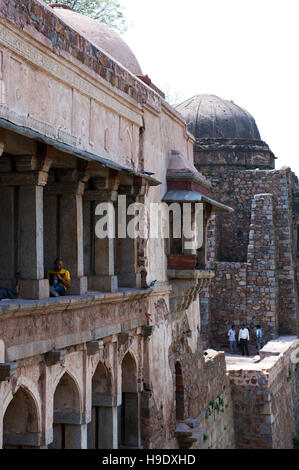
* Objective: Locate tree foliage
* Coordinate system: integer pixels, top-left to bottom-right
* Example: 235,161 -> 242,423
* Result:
43,0 -> 127,33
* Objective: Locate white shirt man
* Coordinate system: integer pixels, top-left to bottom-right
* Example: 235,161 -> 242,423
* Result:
238,327 -> 249,341
238,325 -> 250,356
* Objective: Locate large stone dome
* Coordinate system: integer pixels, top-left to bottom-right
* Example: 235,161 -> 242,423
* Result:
176,94 -> 261,141
51,5 -> 143,75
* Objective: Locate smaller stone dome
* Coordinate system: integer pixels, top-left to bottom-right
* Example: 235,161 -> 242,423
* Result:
176,94 -> 275,170
176,94 -> 261,142
51,6 -> 143,76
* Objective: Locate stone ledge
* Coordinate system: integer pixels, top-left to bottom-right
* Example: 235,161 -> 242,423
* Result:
259,335 -> 297,359
167,269 -> 215,280
226,336 -> 299,384
0,284 -> 172,319
5,317 -> 153,362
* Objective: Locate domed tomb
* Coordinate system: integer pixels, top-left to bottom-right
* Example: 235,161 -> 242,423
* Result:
51,5 -> 143,76
176,94 -> 275,170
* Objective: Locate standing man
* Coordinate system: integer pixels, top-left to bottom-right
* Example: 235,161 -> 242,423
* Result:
228,324 -> 237,354
46,258 -> 71,297
238,323 -> 250,356
256,325 -> 263,355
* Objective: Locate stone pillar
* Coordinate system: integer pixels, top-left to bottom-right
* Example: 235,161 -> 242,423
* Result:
117,237 -> 141,288
122,392 -> 140,448
93,236 -> 118,292
99,406 -> 118,448
247,193 -> 278,341
84,186 -> 118,293
116,193 -> 141,288
60,192 -> 87,295
44,169 -> 89,295
0,186 -> 16,283
18,184 -> 49,299
0,149 -> 54,298
90,393 -> 119,449
65,424 -> 87,449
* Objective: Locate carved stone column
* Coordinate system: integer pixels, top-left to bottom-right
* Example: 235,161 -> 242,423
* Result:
0,149 -> 53,299
59,170 -> 89,295
84,171 -> 120,293
116,178 -> 148,289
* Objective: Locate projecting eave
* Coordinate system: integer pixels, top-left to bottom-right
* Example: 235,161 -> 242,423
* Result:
162,190 -> 234,212
0,117 -> 161,187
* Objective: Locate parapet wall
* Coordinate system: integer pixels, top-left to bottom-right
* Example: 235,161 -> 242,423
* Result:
227,336 -> 299,449
0,0 -> 160,111
199,350 -> 235,449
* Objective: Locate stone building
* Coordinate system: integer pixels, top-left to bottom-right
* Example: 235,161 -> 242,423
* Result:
176,94 -> 299,448
177,94 -> 299,350
0,1 -> 234,449
0,1 -> 298,450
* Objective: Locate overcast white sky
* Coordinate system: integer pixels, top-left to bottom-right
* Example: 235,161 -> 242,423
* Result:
121,0 -> 299,175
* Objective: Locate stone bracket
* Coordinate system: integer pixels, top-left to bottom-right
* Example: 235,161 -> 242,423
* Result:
141,325 -> 154,337
86,340 -> 104,356
118,332 -> 133,345
0,362 -> 17,381
45,349 -> 67,366
167,271 -> 214,314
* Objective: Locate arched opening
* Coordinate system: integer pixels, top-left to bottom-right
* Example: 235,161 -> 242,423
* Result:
49,372 -> 84,449
88,362 -> 114,449
119,352 -> 140,448
3,387 -> 40,448
175,362 -> 184,421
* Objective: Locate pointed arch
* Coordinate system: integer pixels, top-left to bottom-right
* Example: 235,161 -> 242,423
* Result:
88,361 -> 114,449
121,351 -> 137,394
53,371 -> 81,421
92,360 -> 112,398
3,386 -> 40,448
120,351 -> 140,447
49,371 -> 85,449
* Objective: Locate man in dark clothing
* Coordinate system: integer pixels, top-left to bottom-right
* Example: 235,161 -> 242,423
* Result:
238,323 -> 250,356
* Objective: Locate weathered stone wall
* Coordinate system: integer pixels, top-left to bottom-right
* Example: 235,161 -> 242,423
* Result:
140,296 -> 233,449
194,387 -> 235,449
0,289 -> 234,449
227,336 -> 299,449
205,168 -> 298,346
0,0 -> 159,110
209,194 -> 279,348
208,262 -> 248,349
165,349 -> 235,449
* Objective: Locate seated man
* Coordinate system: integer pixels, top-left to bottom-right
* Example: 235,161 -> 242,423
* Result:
0,281 -> 19,301
46,258 -> 71,297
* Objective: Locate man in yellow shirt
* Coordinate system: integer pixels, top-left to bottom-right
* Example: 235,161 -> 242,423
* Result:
46,258 -> 71,297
